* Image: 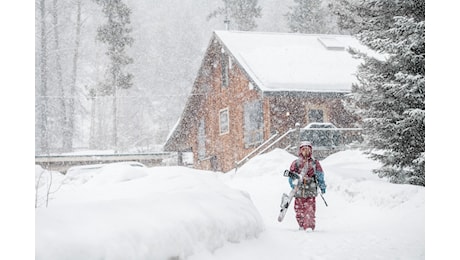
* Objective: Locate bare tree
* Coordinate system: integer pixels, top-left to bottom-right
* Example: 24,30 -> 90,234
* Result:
36,0 -> 49,154
64,0 -> 83,151
35,168 -> 65,208
35,169 -> 45,208
51,0 -> 68,152
35,169 -> 53,208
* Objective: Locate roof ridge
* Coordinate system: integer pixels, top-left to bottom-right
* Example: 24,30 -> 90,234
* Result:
214,30 -> 354,38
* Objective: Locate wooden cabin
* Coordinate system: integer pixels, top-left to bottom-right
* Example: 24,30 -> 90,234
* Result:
164,31 -> 367,172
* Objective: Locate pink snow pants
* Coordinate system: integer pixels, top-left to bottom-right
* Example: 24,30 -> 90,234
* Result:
294,197 -> 316,230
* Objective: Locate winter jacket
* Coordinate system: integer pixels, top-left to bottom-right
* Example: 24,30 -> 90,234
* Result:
288,157 -> 326,198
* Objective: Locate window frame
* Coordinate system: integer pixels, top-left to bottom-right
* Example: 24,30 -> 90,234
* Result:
219,108 -> 229,135
243,100 -> 264,147
308,109 -> 324,123
221,51 -> 229,88
197,118 -> 206,159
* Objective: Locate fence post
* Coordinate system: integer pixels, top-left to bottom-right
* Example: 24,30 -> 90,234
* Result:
295,122 -> 301,145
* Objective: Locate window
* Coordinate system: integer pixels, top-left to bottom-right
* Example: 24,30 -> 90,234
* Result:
197,118 -> 206,159
244,100 -> 264,147
219,108 -> 229,134
221,51 -> 229,88
308,109 -> 324,123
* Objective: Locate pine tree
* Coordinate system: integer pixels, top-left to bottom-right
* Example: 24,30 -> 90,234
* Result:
93,0 -> 134,150
285,0 -> 327,33
208,0 -> 262,31
336,0 -> 425,186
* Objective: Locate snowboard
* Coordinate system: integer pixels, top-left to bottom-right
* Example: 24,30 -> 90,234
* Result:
277,169 -> 305,222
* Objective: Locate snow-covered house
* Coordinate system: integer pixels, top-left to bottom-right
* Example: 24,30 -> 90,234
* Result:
164,31 -> 367,172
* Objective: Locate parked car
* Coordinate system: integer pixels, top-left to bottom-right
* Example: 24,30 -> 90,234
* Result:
66,161 -> 146,175
304,122 -> 337,129
301,122 -> 340,148
65,161 -> 146,184
103,161 -> 146,168
66,163 -> 106,176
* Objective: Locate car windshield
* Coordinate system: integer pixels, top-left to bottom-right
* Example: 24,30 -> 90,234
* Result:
305,123 -> 336,129
301,123 -> 339,148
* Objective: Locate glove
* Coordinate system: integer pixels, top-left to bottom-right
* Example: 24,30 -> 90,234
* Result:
288,177 -> 294,188
321,188 -> 326,194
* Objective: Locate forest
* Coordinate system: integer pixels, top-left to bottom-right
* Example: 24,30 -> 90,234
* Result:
35,0 -> 349,153
35,0 -> 425,185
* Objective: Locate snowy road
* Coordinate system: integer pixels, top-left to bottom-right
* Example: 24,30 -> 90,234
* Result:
191,149 -> 425,260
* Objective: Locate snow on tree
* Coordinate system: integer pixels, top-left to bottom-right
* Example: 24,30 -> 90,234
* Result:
36,0 -> 49,154
36,0 -> 85,154
335,0 -> 425,186
207,0 -> 262,31
285,0 -> 340,34
93,0 -> 134,150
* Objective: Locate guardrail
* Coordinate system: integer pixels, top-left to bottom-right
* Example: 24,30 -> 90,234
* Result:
35,152 -> 176,173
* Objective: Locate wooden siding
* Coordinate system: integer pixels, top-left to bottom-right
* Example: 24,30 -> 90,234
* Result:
194,49 -> 263,172
266,94 -> 354,135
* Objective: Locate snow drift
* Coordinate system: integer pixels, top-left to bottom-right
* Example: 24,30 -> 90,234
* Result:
35,149 -> 424,259
36,166 -> 264,260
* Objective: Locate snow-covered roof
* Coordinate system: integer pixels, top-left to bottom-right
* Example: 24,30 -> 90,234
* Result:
215,31 -> 371,93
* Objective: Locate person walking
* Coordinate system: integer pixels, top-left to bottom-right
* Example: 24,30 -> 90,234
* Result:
288,141 -> 326,231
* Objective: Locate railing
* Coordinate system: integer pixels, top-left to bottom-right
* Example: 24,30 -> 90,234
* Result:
235,124 -> 363,171
234,131 -> 282,170
234,128 -> 300,171
255,129 -> 296,156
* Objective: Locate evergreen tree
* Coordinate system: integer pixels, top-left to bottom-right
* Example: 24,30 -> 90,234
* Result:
285,0 -> 327,33
93,0 -> 134,150
208,0 -> 262,31
336,0 -> 425,186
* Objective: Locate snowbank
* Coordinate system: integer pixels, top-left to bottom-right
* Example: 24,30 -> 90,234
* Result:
35,166 -> 264,260
35,148 -> 424,260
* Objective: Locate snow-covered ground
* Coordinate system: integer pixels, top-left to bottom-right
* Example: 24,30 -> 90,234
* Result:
35,149 -> 425,259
